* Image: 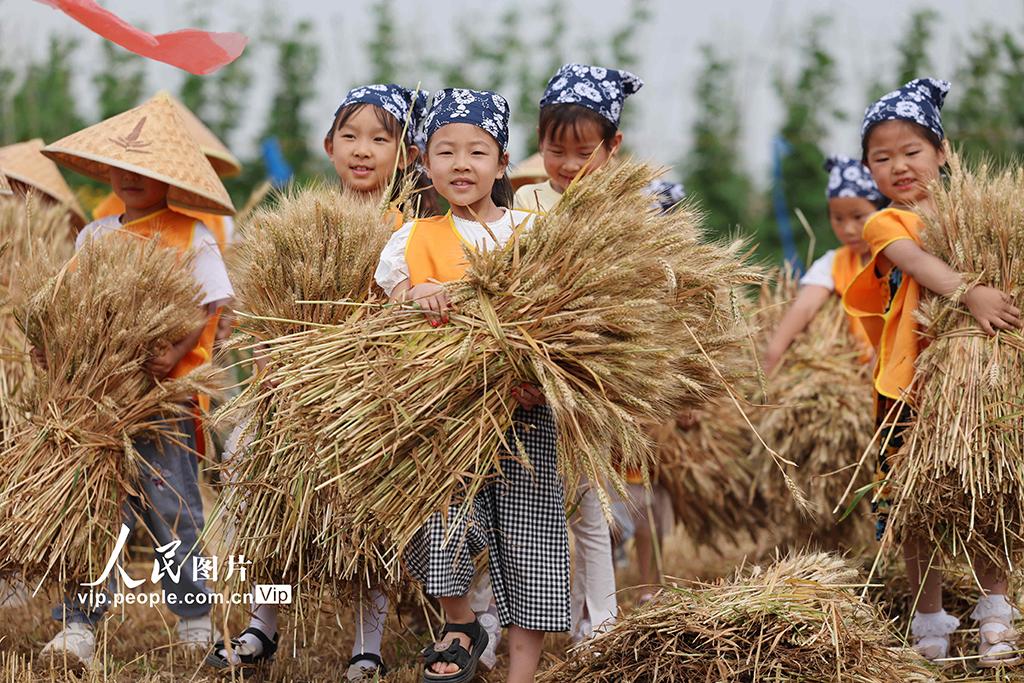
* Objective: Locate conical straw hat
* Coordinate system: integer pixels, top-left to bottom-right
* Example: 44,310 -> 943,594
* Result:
0,138 -> 87,228
153,90 -> 243,178
510,152 -> 548,189
42,95 -> 235,216
0,165 -> 10,195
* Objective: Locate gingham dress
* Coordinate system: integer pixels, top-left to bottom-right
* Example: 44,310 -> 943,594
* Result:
405,404 -> 571,632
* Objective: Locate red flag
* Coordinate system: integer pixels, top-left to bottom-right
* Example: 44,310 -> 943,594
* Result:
32,0 -> 247,75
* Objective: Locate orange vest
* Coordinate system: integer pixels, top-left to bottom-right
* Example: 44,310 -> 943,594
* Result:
93,192 -> 228,252
830,245 -> 877,352
843,209 -> 924,401
404,213 -> 475,286
114,210 -> 220,390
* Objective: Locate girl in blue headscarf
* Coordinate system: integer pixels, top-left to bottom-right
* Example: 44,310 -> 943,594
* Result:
201,84 -> 432,683
763,154 -> 888,374
375,87 -> 571,683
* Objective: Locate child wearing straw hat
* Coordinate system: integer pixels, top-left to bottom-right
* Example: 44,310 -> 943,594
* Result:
0,138 -> 88,232
764,154 -> 888,374
845,78 -> 1022,667
34,93 -> 235,669
375,87 -> 570,683
206,83 -> 432,682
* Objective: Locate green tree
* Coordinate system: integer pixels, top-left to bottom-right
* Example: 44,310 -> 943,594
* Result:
867,9 -> 939,101
367,0 -> 398,83
93,41 -> 146,120
759,16 -> 842,262
7,36 -> 84,145
682,44 -> 750,237
261,20 -> 320,177
946,25 -> 1008,158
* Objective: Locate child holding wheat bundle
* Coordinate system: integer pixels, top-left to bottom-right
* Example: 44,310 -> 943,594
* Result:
31,94 -> 234,668
375,87 -> 569,683
845,78 -> 1022,667
206,83 -> 432,682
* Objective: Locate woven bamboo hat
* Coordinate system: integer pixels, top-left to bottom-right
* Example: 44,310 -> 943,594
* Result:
0,166 -> 10,195
0,138 -> 87,228
41,94 -> 235,216
154,90 -> 243,178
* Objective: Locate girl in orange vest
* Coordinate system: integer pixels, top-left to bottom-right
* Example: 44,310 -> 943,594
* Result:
763,154 -> 888,374
207,84 -> 430,682
845,79 -> 1021,667
375,88 -> 570,683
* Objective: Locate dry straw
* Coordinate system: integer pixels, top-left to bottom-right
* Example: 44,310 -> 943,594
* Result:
0,194 -> 76,433
233,161 -> 764,582
540,552 -> 941,683
208,182 -> 399,599
649,400 -> 765,549
751,264 -> 876,550
886,148 -> 1024,570
0,232 -> 219,584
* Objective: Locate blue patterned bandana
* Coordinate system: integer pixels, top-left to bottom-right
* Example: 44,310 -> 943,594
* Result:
539,63 -> 643,127
334,84 -> 429,144
643,179 -> 685,214
423,88 -> 511,152
861,78 -> 950,142
823,155 -> 882,202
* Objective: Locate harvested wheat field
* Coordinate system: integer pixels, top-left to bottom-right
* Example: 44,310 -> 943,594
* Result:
5,510 -> 1024,683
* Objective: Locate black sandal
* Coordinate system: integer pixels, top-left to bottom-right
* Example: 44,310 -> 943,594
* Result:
347,653 -> 389,681
204,627 -> 279,677
421,621 -> 488,683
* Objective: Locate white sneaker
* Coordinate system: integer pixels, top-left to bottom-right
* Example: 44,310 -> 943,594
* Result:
571,617 -> 593,644
177,614 -> 221,654
477,612 -> 501,671
40,622 -> 95,670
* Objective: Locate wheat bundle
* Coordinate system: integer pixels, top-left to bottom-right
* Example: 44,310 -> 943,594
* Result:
886,150 -> 1024,570
649,399 -> 765,550
244,162 -> 763,581
209,183 -> 400,597
540,551 -> 939,683
0,233 -> 218,584
751,265 -> 876,549
0,195 -> 76,432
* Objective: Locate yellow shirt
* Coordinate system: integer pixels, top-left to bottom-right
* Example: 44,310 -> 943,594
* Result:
514,181 -> 562,213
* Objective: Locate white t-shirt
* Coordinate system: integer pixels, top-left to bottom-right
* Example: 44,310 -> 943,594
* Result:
374,209 -> 535,296
76,214 -> 234,308
798,250 -> 837,291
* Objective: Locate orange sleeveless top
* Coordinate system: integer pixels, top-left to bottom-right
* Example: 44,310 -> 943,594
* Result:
93,192 -> 228,252
404,213 -> 474,286
843,209 -> 924,400
116,209 -> 220,384
830,245 -> 877,352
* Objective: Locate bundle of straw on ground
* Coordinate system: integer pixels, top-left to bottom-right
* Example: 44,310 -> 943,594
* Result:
0,234 -> 218,584
751,265 -> 876,550
208,183 -> 400,599
886,150 -> 1024,571
649,400 -> 766,550
540,551 -> 941,683
0,195 -> 76,431
247,161 -> 764,580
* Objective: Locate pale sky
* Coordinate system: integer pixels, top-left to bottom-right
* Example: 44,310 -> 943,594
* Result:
2,0 -> 1021,186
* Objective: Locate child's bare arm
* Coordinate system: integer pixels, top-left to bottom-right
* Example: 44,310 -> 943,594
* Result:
883,240 -> 1022,334
763,285 -> 832,375
391,277 -> 450,325
142,303 -> 215,381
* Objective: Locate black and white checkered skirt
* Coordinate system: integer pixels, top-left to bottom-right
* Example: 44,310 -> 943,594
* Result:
404,404 -> 571,632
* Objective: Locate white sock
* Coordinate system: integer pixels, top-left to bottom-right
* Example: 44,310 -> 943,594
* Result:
351,589 -> 387,668
219,598 -> 277,665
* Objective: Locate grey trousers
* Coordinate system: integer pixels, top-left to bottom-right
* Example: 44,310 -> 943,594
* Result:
53,418 -> 212,625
